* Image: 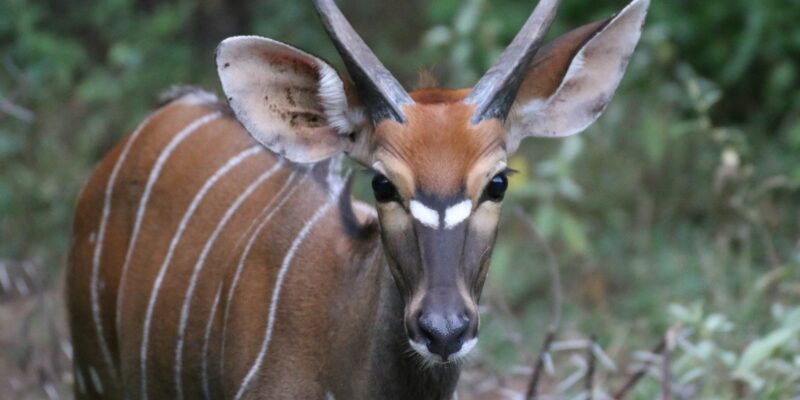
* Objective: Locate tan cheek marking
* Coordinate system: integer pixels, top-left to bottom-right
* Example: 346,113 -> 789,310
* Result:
373,154 -> 416,200
406,290 -> 426,321
377,203 -> 427,315
456,276 -> 478,317
378,202 -> 412,232
466,151 -> 507,203
470,201 -> 501,235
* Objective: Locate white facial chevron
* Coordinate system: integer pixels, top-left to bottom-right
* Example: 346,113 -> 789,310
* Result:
409,199 -> 473,230
444,199 -> 472,229
409,200 -> 440,229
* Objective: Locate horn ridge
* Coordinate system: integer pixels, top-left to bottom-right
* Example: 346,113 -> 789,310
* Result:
465,0 -> 561,124
313,0 -> 414,125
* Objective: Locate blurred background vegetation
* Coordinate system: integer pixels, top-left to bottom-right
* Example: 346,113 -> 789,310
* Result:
1,0 -> 799,398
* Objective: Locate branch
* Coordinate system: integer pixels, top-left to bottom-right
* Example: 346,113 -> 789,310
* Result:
660,327 -> 677,400
516,207 -> 563,400
612,336 -> 667,399
515,207 -> 562,332
0,94 -> 34,123
1,56 -> 34,123
526,329 -> 556,399
586,335 -> 597,400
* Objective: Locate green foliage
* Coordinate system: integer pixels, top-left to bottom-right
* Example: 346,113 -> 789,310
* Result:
655,303 -> 800,398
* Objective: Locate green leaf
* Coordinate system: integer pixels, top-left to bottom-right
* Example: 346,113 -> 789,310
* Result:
734,327 -> 798,376
533,204 -> 557,238
560,213 -> 589,255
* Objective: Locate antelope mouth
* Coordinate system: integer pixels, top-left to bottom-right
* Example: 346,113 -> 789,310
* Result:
408,337 -> 478,364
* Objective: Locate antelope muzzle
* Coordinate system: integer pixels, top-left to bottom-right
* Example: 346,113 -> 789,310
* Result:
407,287 -> 479,363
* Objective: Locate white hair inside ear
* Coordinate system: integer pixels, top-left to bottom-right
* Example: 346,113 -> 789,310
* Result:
317,64 -> 367,135
506,0 -> 649,153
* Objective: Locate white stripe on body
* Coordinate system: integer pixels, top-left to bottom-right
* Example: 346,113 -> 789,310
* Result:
201,282 -> 224,400
173,158 -> 285,400
75,366 -> 87,395
115,111 -> 221,341
139,145 -> 258,400
212,169 -> 302,372
219,169 -> 310,365
89,109 -> 159,385
89,366 -> 104,395
233,198 -> 335,400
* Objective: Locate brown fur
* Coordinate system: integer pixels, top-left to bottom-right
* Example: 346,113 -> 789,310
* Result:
67,95 -> 382,399
67,92 -> 462,399
374,96 -> 504,199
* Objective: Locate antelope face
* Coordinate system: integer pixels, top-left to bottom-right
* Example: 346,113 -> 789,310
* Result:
369,98 -> 507,362
217,0 -> 648,365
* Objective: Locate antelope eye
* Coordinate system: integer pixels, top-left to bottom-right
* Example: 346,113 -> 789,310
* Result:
371,174 -> 398,203
485,173 -> 508,201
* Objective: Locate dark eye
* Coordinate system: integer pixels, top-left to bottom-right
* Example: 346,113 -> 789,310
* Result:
485,173 -> 508,201
372,174 -> 398,203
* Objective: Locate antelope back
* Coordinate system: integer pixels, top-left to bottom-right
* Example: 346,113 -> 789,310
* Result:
67,92 -> 377,399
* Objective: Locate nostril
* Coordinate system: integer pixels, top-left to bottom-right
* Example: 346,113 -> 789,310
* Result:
417,313 -> 470,359
452,313 -> 470,339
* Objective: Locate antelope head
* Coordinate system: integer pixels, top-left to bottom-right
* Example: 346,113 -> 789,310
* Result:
216,0 -> 648,364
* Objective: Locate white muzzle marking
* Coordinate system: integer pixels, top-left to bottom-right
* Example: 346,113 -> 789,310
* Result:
408,337 -> 478,364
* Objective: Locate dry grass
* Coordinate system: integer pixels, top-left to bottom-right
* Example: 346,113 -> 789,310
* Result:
0,262 -> 72,400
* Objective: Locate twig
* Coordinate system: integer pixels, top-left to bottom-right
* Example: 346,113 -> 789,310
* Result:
0,94 -> 34,123
0,55 -> 34,123
586,335 -> 597,400
661,328 -> 677,400
612,336 -> 666,399
527,330 -> 557,399
516,208 -> 563,399
515,208 -> 562,333
3,55 -> 25,82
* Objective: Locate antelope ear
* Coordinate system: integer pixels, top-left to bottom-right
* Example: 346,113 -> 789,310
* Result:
216,36 -> 368,163
505,0 -> 648,152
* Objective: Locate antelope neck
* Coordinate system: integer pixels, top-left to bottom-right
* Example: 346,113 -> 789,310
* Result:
361,256 -> 461,399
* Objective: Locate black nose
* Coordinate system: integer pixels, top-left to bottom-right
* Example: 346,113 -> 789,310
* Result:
417,312 -> 470,360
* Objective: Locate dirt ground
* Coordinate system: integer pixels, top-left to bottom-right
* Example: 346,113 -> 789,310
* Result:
0,283 -> 73,399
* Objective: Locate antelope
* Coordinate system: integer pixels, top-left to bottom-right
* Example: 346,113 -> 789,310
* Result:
66,0 -> 648,398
